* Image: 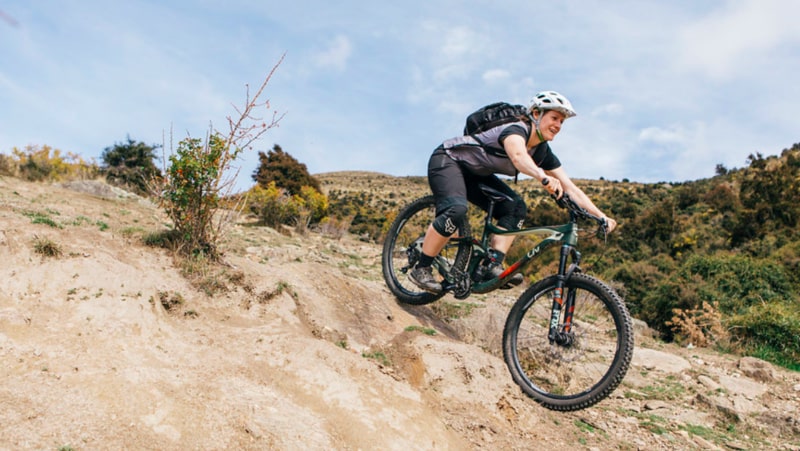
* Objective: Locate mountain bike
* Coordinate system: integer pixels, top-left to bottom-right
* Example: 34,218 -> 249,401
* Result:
381,184 -> 634,411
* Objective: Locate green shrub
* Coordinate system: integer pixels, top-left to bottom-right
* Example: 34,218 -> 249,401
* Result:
161,135 -> 224,256
142,229 -> 181,248
682,254 -> 792,314
22,210 -> 62,229
0,153 -> 15,176
252,144 -> 321,194
101,136 -> 162,195
729,301 -> 800,369
611,257 -> 674,318
637,254 -> 794,342
248,182 -> 296,228
297,185 -> 329,224
247,181 -> 329,229
11,145 -> 99,181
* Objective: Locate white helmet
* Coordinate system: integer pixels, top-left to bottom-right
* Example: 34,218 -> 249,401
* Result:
530,91 -> 577,118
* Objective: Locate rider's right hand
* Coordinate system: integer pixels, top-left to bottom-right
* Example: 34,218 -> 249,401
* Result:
543,177 -> 563,199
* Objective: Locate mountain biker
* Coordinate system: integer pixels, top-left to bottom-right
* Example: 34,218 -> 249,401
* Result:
409,91 -> 618,293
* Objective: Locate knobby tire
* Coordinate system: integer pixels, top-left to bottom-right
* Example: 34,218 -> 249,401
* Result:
381,196 -> 471,305
503,272 -> 634,411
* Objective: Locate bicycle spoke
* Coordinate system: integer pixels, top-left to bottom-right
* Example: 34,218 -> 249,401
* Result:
519,289 -> 616,394
503,273 -> 633,410
381,196 -> 471,305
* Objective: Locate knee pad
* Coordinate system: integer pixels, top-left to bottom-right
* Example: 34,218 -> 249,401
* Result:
497,196 -> 527,230
432,203 -> 468,236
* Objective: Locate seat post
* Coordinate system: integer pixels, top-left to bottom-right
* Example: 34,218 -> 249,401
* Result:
484,199 -> 496,229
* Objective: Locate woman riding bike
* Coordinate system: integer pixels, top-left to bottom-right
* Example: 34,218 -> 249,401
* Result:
409,91 -> 618,293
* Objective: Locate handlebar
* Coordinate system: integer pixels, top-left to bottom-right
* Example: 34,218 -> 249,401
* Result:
553,194 -> 608,237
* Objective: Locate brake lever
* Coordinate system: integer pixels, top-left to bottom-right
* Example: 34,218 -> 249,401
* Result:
598,217 -> 609,243
552,193 -> 573,210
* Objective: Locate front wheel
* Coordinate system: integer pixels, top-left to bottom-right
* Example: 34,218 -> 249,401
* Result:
381,195 -> 471,305
502,273 -> 634,411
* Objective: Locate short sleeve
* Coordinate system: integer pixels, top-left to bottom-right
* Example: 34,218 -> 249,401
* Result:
531,142 -> 561,170
498,123 -> 528,145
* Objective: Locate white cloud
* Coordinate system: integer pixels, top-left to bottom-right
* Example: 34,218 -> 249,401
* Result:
439,26 -> 483,59
408,22 -> 491,86
639,125 -> 687,145
590,103 -> 624,116
314,35 -> 352,71
676,0 -> 800,79
482,69 -> 511,84
432,64 -> 468,84
437,99 -> 472,116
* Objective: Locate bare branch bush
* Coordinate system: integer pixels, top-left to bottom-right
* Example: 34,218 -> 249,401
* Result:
154,54 -> 285,259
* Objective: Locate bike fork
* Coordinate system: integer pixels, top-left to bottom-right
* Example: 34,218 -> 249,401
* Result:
548,244 -> 578,345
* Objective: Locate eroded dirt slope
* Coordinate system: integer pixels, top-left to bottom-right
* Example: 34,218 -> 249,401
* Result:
1,177 -> 798,450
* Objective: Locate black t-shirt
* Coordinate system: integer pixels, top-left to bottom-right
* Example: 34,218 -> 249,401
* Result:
442,121 -> 561,177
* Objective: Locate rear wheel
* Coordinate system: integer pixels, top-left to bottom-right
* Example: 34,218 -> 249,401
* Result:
502,273 -> 634,410
381,196 -> 471,305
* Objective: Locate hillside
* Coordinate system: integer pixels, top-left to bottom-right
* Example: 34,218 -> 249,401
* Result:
318,148 -> 800,373
1,175 -> 799,450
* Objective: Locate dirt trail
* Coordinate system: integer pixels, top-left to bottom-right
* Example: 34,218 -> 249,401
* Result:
1,177 -> 798,450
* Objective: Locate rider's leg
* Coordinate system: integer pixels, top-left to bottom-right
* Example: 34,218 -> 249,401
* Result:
422,147 -> 468,257
490,233 -> 516,254
485,233 -> 524,288
422,224 -> 450,257
410,148 -> 468,292
410,205 -> 467,293
468,175 -> 526,257
467,176 -> 526,287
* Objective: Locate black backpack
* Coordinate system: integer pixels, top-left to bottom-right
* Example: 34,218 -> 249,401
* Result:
463,102 -> 529,136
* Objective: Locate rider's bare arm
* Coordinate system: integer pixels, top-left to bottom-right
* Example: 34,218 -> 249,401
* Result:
547,167 -> 618,233
503,135 -> 563,198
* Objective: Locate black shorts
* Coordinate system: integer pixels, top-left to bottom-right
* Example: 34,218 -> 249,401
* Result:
428,147 -> 524,226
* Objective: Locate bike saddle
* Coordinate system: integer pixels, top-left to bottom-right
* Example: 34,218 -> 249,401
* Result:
478,184 -> 515,203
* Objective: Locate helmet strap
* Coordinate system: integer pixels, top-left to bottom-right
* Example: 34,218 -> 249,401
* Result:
535,124 -> 546,142
530,109 -> 546,142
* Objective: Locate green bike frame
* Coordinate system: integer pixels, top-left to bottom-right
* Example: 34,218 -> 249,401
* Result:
442,219 -> 580,295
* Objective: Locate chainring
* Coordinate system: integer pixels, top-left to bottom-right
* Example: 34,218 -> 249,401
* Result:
450,267 -> 472,299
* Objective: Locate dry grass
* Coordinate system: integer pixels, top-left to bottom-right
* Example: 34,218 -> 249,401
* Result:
667,301 -> 731,349
32,235 -> 63,257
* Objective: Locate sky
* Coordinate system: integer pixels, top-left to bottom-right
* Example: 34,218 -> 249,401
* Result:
2,0 -> 799,193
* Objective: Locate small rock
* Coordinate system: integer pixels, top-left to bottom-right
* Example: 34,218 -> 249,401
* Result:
698,375 -> 720,391
644,400 -> 670,410
718,374 -> 767,399
632,348 -> 692,373
692,435 -> 722,450
695,393 -> 740,422
738,356 -> 776,382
